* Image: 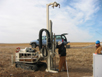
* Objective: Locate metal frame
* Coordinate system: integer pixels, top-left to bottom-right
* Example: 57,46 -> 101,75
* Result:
15,49 -> 43,63
46,2 -> 60,73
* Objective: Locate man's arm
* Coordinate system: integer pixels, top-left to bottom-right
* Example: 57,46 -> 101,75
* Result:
95,47 -> 101,54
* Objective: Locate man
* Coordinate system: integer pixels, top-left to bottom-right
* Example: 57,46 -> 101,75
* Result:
95,40 -> 102,54
57,41 -> 67,72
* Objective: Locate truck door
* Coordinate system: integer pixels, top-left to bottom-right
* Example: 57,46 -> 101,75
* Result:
61,35 -> 67,42
61,33 -> 68,42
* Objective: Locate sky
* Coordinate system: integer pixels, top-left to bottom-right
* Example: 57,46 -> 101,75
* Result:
0,0 -> 102,43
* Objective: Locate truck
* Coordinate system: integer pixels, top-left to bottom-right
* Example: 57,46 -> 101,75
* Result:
30,33 -> 68,48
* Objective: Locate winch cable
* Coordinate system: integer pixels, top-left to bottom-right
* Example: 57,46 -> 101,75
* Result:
39,28 -> 51,50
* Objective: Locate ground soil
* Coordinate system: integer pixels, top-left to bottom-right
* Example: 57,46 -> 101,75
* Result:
0,43 -> 95,77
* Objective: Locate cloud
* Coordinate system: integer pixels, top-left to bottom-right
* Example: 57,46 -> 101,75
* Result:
72,0 -> 99,21
0,0 -> 100,43
49,0 -> 99,42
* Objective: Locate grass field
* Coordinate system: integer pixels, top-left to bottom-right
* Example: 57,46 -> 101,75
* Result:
0,43 -> 95,77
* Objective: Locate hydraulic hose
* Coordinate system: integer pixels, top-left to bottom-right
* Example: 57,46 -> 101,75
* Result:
42,47 -> 48,57
39,29 -> 51,50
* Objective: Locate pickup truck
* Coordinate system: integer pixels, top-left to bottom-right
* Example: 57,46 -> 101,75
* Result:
30,33 -> 68,48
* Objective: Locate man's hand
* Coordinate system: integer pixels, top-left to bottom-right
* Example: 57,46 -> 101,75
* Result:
59,54 -> 61,57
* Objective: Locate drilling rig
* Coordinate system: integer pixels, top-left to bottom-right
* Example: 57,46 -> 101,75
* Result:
15,2 -> 63,73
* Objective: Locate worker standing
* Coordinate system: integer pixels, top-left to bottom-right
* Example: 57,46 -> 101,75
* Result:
95,40 -> 102,54
57,41 -> 67,72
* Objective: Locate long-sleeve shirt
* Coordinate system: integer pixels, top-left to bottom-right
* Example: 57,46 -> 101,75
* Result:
57,43 -> 66,56
95,46 -> 102,54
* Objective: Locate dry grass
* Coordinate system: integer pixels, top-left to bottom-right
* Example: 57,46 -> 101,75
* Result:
0,43 -> 95,77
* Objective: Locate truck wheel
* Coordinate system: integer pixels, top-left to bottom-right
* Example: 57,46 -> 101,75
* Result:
32,43 -> 36,48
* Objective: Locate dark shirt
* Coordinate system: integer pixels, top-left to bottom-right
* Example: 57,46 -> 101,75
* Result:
57,43 -> 66,56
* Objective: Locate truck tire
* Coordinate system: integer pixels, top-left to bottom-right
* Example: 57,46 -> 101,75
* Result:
31,43 -> 36,48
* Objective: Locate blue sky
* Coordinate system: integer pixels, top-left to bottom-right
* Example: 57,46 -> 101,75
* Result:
0,0 -> 102,43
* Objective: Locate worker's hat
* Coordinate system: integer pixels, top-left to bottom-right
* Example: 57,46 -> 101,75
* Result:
96,40 -> 100,44
58,41 -> 62,45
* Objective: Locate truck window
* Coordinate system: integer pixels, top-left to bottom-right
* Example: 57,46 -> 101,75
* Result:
42,36 -> 45,40
56,35 -> 61,39
42,36 -> 47,40
62,36 -> 65,39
